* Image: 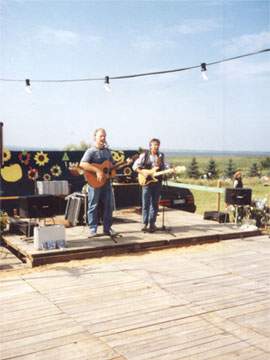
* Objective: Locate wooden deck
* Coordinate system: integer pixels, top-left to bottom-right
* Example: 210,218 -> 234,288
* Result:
1,234 -> 269,359
2,209 -> 261,267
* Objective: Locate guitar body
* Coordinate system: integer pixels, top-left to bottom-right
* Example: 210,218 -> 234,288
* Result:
69,154 -> 139,188
138,169 -> 158,186
138,166 -> 186,186
83,160 -> 116,188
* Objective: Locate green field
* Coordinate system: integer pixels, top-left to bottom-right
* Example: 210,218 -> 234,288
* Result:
167,155 -> 270,215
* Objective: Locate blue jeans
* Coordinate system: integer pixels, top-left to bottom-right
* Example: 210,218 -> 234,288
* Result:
142,182 -> 162,226
88,182 -> 113,233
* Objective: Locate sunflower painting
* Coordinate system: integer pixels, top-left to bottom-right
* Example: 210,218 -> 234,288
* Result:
43,173 -> 51,181
34,151 -> 49,166
18,151 -> 31,165
111,150 -> 125,163
50,165 -> 62,177
28,168 -> 39,181
3,148 -> 11,163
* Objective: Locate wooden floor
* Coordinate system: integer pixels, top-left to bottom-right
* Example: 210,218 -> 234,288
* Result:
2,209 -> 261,267
1,234 -> 269,359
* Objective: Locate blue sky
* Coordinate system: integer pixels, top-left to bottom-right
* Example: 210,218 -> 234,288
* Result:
1,0 -> 270,152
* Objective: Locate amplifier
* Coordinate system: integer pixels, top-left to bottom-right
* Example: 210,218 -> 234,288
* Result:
225,188 -> 252,206
204,211 -> 230,223
19,195 -> 57,218
9,218 -> 37,236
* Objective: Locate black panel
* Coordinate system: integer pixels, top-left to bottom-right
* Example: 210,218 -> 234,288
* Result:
19,195 -> 57,218
225,188 -> 252,206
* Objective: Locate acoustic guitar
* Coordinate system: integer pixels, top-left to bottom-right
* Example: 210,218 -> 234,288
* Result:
69,154 -> 138,189
138,166 -> 186,186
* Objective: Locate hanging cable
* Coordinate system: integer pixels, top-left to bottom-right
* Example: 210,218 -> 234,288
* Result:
0,48 -> 269,83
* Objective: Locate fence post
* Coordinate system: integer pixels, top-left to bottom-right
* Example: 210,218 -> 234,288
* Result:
217,180 -> 222,211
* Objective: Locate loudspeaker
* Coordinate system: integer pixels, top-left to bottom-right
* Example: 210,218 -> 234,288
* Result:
9,218 -> 37,236
19,195 -> 57,218
204,211 -> 230,223
225,188 -> 252,206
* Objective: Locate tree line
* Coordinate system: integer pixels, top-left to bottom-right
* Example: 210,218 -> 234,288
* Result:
186,157 -> 270,179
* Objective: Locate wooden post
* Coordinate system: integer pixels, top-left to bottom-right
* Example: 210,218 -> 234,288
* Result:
217,180 -> 221,211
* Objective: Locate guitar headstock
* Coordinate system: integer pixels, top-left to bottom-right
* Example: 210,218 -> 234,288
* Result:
174,166 -> 186,174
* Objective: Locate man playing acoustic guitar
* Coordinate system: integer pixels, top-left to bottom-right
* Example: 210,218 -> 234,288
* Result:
133,138 -> 167,233
80,128 -> 116,237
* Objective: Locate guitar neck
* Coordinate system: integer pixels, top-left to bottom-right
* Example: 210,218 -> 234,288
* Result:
154,169 -> 173,177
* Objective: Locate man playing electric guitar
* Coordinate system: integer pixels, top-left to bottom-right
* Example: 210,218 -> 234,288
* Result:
133,138 -> 167,233
80,128 -> 116,238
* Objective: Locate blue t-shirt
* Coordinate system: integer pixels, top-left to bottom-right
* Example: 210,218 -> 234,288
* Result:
81,146 -> 113,165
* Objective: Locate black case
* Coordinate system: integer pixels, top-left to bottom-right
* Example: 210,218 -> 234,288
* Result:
204,211 -> 230,223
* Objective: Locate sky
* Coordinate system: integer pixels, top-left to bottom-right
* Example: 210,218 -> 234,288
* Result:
0,0 -> 270,152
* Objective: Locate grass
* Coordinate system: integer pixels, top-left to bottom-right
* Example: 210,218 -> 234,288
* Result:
167,155 -> 270,215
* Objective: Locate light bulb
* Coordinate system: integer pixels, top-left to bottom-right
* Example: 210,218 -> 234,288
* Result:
200,63 -> 208,81
25,79 -> 32,93
104,76 -> 111,92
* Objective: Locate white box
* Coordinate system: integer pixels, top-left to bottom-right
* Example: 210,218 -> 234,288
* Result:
37,181 -> 69,196
34,225 -> 66,250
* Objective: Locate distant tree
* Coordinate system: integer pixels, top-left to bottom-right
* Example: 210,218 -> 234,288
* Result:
261,157 -> 270,169
248,162 -> 260,177
187,157 -> 200,178
224,158 -> 236,178
204,158 -> 218,178
64,140 -> 90,151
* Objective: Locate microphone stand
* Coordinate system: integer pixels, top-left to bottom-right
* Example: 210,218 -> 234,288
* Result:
158,177 -> 176,237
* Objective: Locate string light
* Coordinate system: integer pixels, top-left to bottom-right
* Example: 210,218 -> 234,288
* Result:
0,48 -> 269,90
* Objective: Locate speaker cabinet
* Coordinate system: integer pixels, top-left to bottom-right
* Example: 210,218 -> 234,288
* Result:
225,188 -> 252,206
204,211 -> 230,223
19,195 -> 57,218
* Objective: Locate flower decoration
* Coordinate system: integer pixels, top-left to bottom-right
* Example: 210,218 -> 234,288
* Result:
111,150 -> 125,163
3,148 -> 11,162
123,167 -> 132,176
34,151 -> 49,166
50,165 -> 62,177
28,167 -> 39,181
18,151 -> 31,165
43,173 -> 51,181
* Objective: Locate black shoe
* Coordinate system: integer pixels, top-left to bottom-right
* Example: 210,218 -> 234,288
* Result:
149,224 -> 158,233
141,225 -> 148,232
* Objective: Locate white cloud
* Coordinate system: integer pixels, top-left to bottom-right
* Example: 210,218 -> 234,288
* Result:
132,18 -> 219,51
169,18 -> 220,34
36,27 -> 79,46
223,31 -> 270,54
215,59 -> 270,80
132,36 -> 175,51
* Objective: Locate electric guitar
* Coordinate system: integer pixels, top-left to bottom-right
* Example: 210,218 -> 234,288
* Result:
69,154 -> 138,189
138,166 -> 186,186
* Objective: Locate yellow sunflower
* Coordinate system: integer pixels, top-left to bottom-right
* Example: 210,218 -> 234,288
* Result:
43,173 -> 51,181
34,151 -> 49,166
50,165 -> 62,177
3,148 -> 11,162
123,167 -> 132,176
111,150 -> 125,163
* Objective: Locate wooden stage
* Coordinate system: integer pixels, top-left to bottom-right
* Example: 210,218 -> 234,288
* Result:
1,235 -> 269,359
2,208 -> 261,267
